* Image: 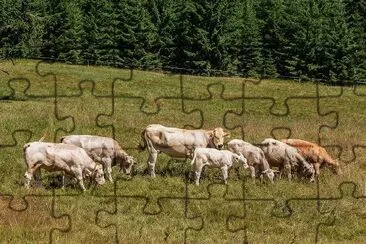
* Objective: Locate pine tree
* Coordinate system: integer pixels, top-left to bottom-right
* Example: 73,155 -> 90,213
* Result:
0,0 -> 29,58
147,0 -> 179,68
95,0 -> 120,66
281,0 -> 322,80
344,0 -> 366,81
58,1 -> 84,63
20,0 -> 47,58
41,0 -> 68,59
255,0 -> 285,77
237,0 -> 263,77
318,0 -> 352,82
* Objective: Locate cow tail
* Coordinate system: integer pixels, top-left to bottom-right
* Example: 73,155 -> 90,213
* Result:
138,129 -> 147,151
23,143 -> 31,166
39,131 -> 48,142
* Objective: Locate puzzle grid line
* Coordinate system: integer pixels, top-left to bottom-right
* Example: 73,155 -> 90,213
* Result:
0,60 -> 365,243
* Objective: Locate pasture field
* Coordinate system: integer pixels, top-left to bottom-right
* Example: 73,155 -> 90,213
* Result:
0,59 -> 365,243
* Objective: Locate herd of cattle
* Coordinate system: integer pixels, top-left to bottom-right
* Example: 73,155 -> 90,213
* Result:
23,124 -> 342,190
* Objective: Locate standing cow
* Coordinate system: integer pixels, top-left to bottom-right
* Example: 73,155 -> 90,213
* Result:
281,139 -> 342,177
260,138 -> 315,181
191,148 -> 248,185
24,142 -> 105,191
138,124 -> 230,177
227,139 -> 274,183
61,135 -> 135,182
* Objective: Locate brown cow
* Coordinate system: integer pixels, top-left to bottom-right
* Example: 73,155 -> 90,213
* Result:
281,139 -> 342,177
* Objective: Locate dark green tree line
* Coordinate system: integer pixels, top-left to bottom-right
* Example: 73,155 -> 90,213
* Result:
0,0 -> 364,82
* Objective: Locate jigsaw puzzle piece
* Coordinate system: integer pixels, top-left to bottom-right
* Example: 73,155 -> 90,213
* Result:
185,183 -> 247,242
96,194 -> 202,242
49,195 -> 113,242
0,192 -> 70,243
111,174 -> 190,213
35,60 -> 127,96
319,84 -> 366,163
113,71 -> 183,113
181,76 -> 243,131
97,78 -> 202,152
0,131 -> 56,193
242,79 -> 342,114
226,96 -> 337,143
0,77 -> 73,145
54,80 -> 114,140
316,182 -> 366,242
0,60 -> 59,98
242,197 -> 335,243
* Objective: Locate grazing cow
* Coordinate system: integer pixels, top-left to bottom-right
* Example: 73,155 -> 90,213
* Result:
281,139 -> 342,177
260,138 -> 315,181
190,148 -> 248,185
227,139 -> 274,183
23,142 -> 105,191
138,124 -> 230,177
61,135 -> 135,182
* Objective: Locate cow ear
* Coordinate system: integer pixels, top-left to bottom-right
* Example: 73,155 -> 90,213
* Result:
224,132 -> 231,138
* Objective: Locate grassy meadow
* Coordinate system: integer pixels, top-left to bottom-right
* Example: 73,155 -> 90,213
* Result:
0,59 -> 365,243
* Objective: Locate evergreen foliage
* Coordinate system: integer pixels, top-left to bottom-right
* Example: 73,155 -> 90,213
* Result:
0,0 -> 364,82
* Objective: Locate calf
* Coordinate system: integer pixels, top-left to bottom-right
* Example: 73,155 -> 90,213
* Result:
24,142 -> 105,191
191,148 -> 248,185
61,135 -> 135,182
227,139 -> 274,183
260,138 -> 315,182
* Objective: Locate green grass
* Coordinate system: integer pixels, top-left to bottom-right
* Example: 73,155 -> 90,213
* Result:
0,59 -> 365,243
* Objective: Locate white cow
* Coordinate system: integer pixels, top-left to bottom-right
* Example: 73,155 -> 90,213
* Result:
23,142 -> 105,191
227,139 -> 274,183
190,148 -> 248,185
138,124 -> 230,177
61,135 -> 135,182
260,138 -> 315,181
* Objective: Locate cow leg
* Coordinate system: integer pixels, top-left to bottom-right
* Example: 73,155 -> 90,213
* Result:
24,171 -> 33,189
221,166 -> 229,184
284,161 -> 292,181
33,168 -> 43,188
75,173 -> 86,191
61,172 -> 66,190
147,151 -> 158,177
310,163 -> 320,183
195,169 -> 202,186
249,166 -> 256,183
194,159 -> 205,186
102,158 -> 113,183
24,163 -> 42,189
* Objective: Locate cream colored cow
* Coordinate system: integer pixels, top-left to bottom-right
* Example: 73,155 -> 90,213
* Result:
138,124 -> 230,177
227,139 -> 274,183
260,138 -> 315,181
61,135 -> 135,182
24,142 -> 105,191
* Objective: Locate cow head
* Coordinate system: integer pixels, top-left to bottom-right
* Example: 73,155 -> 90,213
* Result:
235,152 -> 249,169
119,155 -> 135,175
259,138 -> 278,154
210,128 -> 230,149
93,164 -> 106,185
329,161 -> 342,175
